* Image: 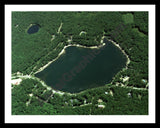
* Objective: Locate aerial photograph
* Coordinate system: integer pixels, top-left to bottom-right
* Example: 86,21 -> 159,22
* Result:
11,11 -> 148,115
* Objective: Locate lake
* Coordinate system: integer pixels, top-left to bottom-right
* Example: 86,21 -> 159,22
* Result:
27,24 -> 40,34
35,39 -> 127,93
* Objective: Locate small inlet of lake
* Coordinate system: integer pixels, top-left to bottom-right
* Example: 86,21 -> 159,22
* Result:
35,39 -> 127,93
27,24 -> 40,34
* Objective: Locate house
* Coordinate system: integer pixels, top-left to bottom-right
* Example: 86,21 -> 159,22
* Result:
98,104 -> 105,109
11,79 -> 22,85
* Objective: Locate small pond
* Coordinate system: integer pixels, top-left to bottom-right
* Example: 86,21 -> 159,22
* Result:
27,24 -> 40,34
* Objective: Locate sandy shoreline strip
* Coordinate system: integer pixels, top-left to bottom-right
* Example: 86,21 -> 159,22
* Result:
34,37 -> 130,74
34,35 -> 130,74
34,42 -> 106,74
108,39 -> 130,68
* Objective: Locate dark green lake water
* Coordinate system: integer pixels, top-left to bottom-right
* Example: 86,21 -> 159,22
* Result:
35,40 -> 127,93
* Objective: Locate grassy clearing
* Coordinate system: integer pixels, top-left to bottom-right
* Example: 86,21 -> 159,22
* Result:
122,13 -> 134,24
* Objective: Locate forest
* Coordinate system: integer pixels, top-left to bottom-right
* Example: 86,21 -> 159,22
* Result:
12,79 -> 148,115
12,11 -> 148,115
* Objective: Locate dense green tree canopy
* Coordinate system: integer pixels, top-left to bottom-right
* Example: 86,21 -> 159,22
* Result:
12,11 -> 148,115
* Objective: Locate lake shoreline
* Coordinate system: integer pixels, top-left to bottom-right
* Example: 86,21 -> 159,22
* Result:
108,39 -> 130,68
34,42 -> 106,74
34,37 -> 130,75
13,38 -> 132,94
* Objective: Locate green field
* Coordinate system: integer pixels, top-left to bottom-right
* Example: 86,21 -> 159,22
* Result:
122,13 -> 134,24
